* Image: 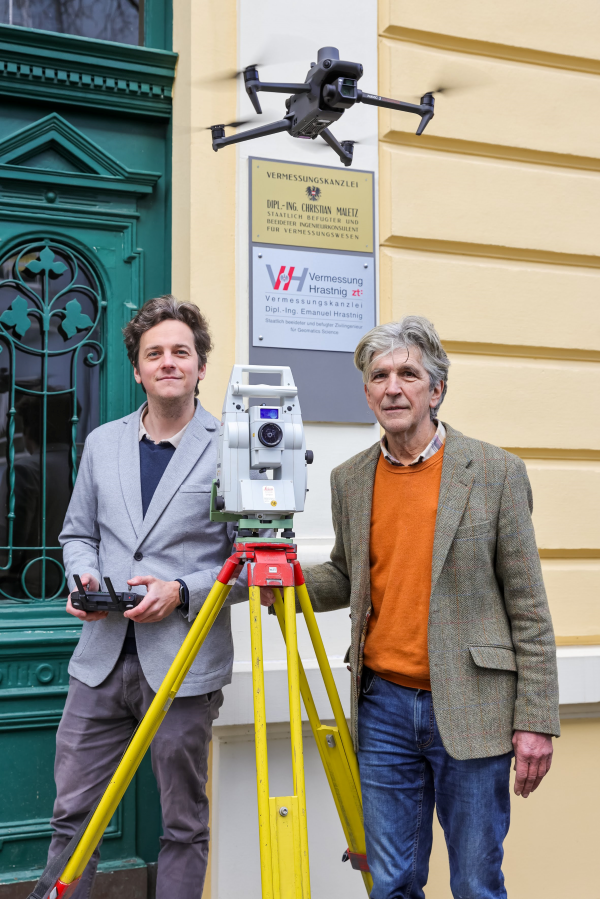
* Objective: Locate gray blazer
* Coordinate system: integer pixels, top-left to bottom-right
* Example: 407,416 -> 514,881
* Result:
304,424 -> 560,760
60,402 -> 248,696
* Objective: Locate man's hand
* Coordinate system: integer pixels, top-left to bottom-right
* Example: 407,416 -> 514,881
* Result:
260,587 -> 276,607
66,573 -> 107,621
512,730 -> 553,798
125,576 -> 181,623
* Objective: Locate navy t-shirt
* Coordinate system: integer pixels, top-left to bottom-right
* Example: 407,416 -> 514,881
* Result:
123,435 -> 179,654
140,434 -> 176,516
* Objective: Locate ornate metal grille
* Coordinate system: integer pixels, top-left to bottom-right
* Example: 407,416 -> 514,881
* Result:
0,240 -> 105,602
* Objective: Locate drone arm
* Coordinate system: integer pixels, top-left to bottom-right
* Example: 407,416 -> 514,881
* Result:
320,128 -> 354,167
357,90 -> 435,135
244,66 -> 311,113
257,82 -> 312,94
211,118 -> 292,151
246,81 -> 311,114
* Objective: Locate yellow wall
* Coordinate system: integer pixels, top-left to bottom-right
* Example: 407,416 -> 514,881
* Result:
172,0 -> 238,419
427,717 -> 600,897
378,0 -> 600,644
172,2 -> 600,895
378,5 -> 600,893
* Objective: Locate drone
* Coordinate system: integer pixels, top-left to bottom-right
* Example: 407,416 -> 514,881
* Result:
210,45 -> 434,167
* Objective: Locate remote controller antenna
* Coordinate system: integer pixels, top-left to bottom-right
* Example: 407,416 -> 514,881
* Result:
104,577 -> 119,605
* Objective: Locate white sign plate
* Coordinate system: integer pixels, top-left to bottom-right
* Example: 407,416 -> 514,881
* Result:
252,246 -> 375,353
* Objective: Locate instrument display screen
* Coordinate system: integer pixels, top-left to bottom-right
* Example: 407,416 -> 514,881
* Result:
259,408 -> 279,420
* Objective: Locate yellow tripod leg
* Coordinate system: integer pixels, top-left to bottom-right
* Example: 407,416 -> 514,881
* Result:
273,588 -> 373,895
283,586 -> 311,899
58,576 -> 233,890
249,585 -> 274,899
294,578 -> 360,797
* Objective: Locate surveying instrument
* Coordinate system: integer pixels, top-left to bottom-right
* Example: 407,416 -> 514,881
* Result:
32,364 -> 371,899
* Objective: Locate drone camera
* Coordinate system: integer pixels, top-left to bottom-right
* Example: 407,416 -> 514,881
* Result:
323,77 -> 358,109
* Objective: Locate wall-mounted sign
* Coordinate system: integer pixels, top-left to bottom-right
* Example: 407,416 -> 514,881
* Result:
249,157 -> 376,423
251,157 -> 374,253
252,245 -> 375,353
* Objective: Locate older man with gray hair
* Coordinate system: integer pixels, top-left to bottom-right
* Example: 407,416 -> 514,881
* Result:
301,316 -> 560,898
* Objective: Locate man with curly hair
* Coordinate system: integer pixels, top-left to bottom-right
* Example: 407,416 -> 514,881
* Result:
48,295 -> 252,899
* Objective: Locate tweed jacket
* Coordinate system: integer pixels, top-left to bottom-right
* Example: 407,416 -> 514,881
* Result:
60,402 -> 250,697
303,423 -> 560,760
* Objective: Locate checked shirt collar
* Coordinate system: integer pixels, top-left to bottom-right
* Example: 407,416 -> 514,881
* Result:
380,420 -> 446,467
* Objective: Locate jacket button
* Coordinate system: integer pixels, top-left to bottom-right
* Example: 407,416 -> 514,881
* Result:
134,551 -> 143,561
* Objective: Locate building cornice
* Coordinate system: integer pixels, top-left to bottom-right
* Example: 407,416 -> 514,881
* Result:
0,24 -> 177,118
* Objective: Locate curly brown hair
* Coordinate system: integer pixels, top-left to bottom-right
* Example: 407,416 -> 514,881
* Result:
123,295 -> 212,397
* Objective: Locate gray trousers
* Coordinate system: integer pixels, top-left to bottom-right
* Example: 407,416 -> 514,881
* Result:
48,653 -> 223,899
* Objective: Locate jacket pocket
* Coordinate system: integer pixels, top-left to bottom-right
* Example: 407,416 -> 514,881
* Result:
469,645 -> 517,672
455,519 -> 492,539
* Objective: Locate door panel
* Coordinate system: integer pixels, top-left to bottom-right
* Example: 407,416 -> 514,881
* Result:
0,42 -> 173,880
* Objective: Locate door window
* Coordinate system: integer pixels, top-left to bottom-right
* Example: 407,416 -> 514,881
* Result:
0,0 -> 141,46
0,240 -> 104,601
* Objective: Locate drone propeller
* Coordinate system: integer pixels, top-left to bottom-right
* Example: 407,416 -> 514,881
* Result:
409,70 -> 488,101
200,35 -> 315,86
425,85 -> 452,95
194,118 -> 259,132
203,64 -> 262,85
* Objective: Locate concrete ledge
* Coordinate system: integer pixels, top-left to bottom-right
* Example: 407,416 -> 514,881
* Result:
557,646 -> 600,704
219,648 -> 600,727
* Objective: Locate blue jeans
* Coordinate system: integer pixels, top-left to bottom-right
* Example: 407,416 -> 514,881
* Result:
358,672 -> 512,899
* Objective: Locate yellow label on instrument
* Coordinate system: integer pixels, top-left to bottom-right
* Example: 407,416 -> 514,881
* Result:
251,157 -> 374,252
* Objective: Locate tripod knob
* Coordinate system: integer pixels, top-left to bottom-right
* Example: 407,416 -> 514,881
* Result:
305,450 -> 314,464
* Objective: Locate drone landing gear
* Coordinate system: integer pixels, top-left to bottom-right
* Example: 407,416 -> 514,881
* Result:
320,128 -> 354,167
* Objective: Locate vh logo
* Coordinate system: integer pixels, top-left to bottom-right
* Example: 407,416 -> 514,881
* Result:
266,264 -> 309,291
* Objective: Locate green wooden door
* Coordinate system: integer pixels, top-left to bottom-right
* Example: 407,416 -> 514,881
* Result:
0,19 -> 176,890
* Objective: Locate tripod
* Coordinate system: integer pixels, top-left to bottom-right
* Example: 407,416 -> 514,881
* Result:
42,539 -> 371,899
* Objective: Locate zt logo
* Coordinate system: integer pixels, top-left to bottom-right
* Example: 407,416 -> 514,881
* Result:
352,289 -> 363,297
266,265 -> 309,292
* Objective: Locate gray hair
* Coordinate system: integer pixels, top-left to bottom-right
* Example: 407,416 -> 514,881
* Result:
354,316 -> 450,420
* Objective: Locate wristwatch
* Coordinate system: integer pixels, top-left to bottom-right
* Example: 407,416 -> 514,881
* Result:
175,578 -> 189,613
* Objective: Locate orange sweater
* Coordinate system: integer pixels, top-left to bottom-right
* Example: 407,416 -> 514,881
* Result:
363,446 -> 445,691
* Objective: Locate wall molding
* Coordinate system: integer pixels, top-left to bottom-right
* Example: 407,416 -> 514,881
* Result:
381,234 -> 600,270
380,131 -> 600,175
556,636 -> 600,646
503,448 -> 600,462
539,548 -> 600,559
379,24 -> 600,76
443,340 -> 600,364
0,24 -> 177,117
